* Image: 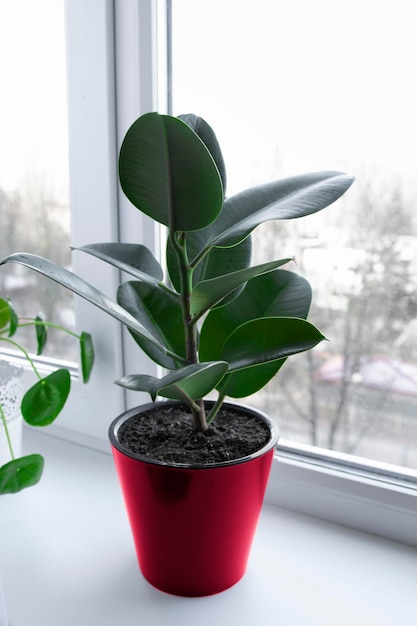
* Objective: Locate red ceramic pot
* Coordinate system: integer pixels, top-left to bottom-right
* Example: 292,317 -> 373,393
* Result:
108,401 -> 279,597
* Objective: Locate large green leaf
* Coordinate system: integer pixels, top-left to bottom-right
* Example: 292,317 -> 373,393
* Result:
21,369 -> 71,426
223,317 -> 325,372
119,112 -> 224,231
200,269 -> 312,361
178,113 -> 227,195
192,171 -> 355,251
116,362 -> 228,402
73,243 -> 163,284
190,258 -> 292,316
117,281 -> 186,369
217,361 -> 285,398
0,454 -> 44,494
200,270 -> 314,397
0,253 -> 175,358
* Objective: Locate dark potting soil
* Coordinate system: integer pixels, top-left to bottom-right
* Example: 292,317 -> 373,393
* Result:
117,404 -> 271,465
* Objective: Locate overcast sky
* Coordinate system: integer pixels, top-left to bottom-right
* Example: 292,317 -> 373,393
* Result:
171,0 -> 417,196
1,0 -> 416,205
0,0 -> 68,195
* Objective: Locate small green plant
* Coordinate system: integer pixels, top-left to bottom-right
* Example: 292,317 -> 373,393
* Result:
1,112 -> 353,436
0,297 -> 94,493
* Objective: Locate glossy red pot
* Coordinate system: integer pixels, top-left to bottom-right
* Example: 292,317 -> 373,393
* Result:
109,401 -> 279,597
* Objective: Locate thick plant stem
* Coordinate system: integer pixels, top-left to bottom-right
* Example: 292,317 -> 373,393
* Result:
171,231 -> 208,432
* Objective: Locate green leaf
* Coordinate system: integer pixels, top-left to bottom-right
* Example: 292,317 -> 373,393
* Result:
35,314 -> 47,355
217,361 -> 286,398
21,369 -> 71,426
193,236 -> 251,285
200,269 -> 312,361
190,258 -> 292,316
0,297 -> 10,329
73,243 -> 163,284
193,236 -> 252,307
223,317 -> 325,372
119,112 -> 223,231
200,270 -> 314,398
117,281 -> 186,369
7,298 -> 18,336
167,231 -> 252,299
178,113 -> 227,195
80,332 -> 94,383
214,317 -> 324,398
196,171 -> 355,249
116,362 -> 228,402
0,253 -> 173,357
0,454 -> 44,494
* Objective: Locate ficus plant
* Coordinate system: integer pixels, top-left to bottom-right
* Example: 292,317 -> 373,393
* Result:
1,112 -> 353,435
0,297 -> 94,493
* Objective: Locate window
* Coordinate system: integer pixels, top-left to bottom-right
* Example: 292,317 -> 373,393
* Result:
2,0 -> 414,542
0,0 -> 160,448
56,0 -> 161,446
169,0 -> 417,478
0,0 -> 74,360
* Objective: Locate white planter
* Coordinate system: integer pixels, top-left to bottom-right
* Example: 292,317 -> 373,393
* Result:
0,361 -> 23,462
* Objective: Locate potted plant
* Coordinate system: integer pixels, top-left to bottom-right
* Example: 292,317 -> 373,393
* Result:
0,112 -> 353,595
0,296 -> 94,494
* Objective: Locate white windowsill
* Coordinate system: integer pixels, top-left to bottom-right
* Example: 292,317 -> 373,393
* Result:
1,429 -> 416,626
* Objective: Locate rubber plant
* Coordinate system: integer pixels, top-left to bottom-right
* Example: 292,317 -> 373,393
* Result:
0,297 -> 94,494
1,112 -> 354,436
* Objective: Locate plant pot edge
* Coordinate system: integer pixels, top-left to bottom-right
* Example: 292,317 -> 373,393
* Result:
108,399 -> 279,469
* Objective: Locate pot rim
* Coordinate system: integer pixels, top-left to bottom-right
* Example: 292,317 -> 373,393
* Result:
108,400 -> 279,470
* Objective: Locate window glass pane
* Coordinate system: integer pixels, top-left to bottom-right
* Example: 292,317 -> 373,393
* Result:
0,0 -> 75,360
170,0 -> 417,470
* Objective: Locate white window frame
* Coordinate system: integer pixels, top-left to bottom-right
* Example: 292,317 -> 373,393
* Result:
37,0 -> 160,450
17,0 -> 416,546
269,441 -> 417,546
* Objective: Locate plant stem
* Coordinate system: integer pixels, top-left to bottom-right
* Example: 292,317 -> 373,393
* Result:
206,393 -> 226,426
18,319 -> 81,340
171,231 -> 208,432
0,402 -> 15,461
0,337 -> 42,381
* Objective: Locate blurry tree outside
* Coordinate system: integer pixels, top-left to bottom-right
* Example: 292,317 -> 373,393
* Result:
0,181 -> 75,360
170,0 -> 417,471
253,173 -> 417,468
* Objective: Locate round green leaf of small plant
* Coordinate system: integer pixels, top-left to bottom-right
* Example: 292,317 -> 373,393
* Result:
7,297 -> 18,336
0,297 -> 10,329
80,332 -> 94,383
21,369 -> 71,426
35,314 -> 47,354
0,454 -> 44,494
